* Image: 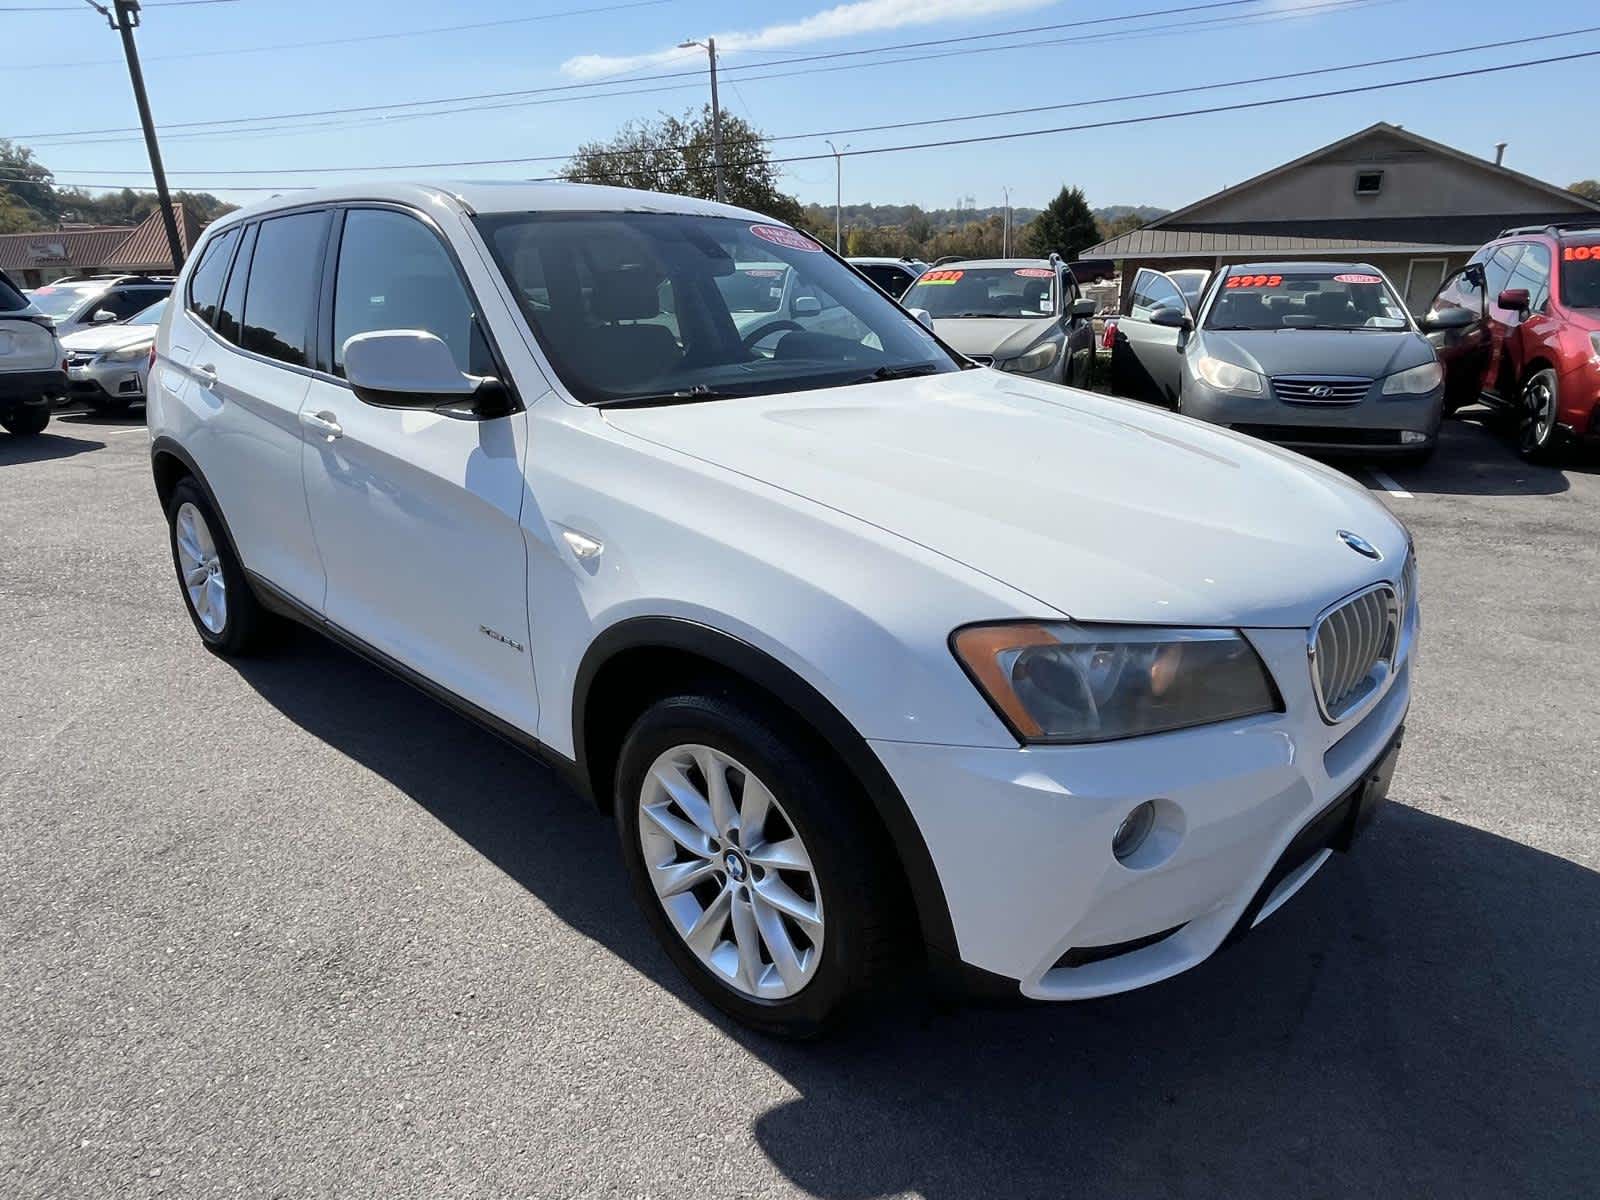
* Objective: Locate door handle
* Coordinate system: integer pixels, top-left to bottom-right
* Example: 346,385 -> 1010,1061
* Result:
301,410 -> 343,441
193,362 -> 218,386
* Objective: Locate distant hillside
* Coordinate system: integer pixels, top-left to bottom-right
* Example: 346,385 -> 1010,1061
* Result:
1094,204 -> 1169,224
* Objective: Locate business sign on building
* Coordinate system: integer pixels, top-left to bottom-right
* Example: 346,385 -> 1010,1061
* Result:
25,240 -> 69,263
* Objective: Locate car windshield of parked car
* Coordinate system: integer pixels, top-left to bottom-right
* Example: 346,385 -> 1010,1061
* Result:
1561,243 -> 1600,308
26,284 -> 101,320
1205,271 -> 1411,331
902,267 -> 1056,318
475,212 -> 960,405
126,298 -> 167,325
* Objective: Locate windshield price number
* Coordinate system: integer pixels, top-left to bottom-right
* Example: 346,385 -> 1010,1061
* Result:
1563,245 -> 1599,261
917,270 -> 965,285
1226,274 -> 1283,289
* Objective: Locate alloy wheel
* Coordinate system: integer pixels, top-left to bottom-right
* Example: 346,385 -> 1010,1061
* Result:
174,501 -> 227,634
637,743 -> 824,1000
1520,374 -> 1556,452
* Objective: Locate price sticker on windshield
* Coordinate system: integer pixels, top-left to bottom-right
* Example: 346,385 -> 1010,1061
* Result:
1013,268 -> 1053,278
1333,273 -> 1383,284
1225,274 -> 1283,289
1563,245 -> 1599,261
749,224 -> 823,252
917,270 -> 965,285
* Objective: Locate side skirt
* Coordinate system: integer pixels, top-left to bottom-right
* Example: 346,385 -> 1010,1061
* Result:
247,570 -> 591,801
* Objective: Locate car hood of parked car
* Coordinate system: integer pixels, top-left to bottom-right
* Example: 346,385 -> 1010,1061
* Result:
1196,328 -> 1435,380
602,368 -> 1407,628
60,323 -> 153,354
930,316 -> 1058,362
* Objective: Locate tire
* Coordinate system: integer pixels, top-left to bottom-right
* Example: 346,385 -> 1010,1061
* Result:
614,688 -> 902,1038
0,404 -> 50,436
164,477 -> 275,656
1516,368 -> 1563,463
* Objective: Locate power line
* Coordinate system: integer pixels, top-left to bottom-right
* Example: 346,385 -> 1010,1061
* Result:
0,0 -> 237,9
24,25 -> 1592,179
4,0 -> 1301,141
27,48 -> 1600,192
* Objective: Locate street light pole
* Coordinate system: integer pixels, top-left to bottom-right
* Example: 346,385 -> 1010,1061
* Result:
825,140 -> 848,253
96,0 -> 184,271
679,38 -> 725,202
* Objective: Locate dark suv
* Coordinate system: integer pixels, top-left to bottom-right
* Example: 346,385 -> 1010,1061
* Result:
1422,222 -> 1600,460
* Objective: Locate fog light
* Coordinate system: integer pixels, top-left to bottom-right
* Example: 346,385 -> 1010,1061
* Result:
1400,431 -> 1428,445
1113,801 -> 1156,862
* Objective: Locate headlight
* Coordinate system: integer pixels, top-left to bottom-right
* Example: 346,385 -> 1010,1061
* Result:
1000,341 -> 1059,374
1194,355 -> 1262,394
952,622 -> 1279,743
1381,361 -> 1443,395
103,341 -> 152,362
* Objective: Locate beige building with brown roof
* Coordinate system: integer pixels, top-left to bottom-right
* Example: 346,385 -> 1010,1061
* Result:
0,202 -> 206,287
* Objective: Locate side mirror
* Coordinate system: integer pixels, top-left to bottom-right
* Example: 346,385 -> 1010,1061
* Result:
908,307 -> 935,331
1497,288 -> 1530,313
343,330 -> 509,417
1070,297 -> 1097,319
91,309 -> 119,324
791,295 -> 822,318
1421,307 -> 1474,331
1148,304 -> 1191,330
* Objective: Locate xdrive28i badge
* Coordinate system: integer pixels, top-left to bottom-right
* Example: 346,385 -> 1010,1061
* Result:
1338,530 -> 1382,559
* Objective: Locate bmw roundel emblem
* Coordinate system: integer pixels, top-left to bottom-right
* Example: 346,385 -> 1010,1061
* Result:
1338,530 -> 1382,559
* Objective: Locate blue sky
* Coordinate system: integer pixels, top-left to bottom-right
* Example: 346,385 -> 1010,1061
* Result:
4,0 -> 1596,214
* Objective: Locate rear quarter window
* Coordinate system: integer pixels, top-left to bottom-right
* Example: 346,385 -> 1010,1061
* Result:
186,227 -> 241,327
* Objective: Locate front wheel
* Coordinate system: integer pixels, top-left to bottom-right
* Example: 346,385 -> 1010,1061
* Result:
1517,368 -> 1562,463
614,690 -> 903,1037
0,403 -> 50,436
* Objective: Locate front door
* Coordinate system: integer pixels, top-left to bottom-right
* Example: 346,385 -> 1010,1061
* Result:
1111,268 -> 1189,404
1423,266 -> 1490,411
299,206 -> 537,732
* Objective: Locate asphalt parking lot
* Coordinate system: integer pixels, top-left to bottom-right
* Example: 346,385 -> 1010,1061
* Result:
3,406 -> 1597,1199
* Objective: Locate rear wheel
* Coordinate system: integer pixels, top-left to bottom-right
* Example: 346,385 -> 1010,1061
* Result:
0,403 -> 49,436
614,689 -> 902,1038
1516,368 -> 1562,463
165,478 -> 274,655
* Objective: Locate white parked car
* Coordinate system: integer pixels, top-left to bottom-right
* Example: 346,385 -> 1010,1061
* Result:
149,183 -> 1417,1037
25,274 -> 172,337
61,297 -> 165,412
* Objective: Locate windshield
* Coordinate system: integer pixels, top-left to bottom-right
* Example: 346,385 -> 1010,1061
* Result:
475,212 -> 959,405
902,266 -> 1056,319
27,284 -> 101,320
127,298 -> 167,325
1205,270 -> 1410,331
1561,243 -> 1600,308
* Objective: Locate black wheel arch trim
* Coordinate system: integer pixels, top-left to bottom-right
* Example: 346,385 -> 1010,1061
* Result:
149,436 -> 251,573
573,616 -> 961,963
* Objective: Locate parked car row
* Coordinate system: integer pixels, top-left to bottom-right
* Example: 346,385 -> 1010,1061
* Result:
1099,223 -> 1600,464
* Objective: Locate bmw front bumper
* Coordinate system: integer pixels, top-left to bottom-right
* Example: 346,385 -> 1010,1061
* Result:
872,625 -> 1411,998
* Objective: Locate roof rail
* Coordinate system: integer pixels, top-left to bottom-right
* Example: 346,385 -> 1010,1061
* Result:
1496,220 -> 1600,238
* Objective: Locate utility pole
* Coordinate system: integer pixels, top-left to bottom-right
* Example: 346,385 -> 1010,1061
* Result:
678,38 -> 725,202
1002,186 -> 1012,257
825,140 -> 849,253
92,0 -> 184,271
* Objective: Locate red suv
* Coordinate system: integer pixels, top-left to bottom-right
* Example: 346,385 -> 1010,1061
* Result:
1422,221 -> 1600,460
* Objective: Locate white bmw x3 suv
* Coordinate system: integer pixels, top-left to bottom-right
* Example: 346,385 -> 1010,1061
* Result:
148,183 -> 1416,1036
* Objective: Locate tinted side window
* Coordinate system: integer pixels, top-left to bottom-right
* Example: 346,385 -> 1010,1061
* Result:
1131,271 -> 1183,318
1426,270 -> 1482,321
186,227 -> 240,327
332,208 -> 491,377
1483,244 -> 1523,300
0,271 -> 26,311
1507,242 -> 1552,308
240,211 -> 329,367
215,223 -> 257,345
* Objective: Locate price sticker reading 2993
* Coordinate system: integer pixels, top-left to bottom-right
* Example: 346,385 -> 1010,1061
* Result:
1225,274 -> 1283,289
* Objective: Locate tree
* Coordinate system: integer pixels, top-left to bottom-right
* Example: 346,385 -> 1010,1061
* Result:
561,106 -> 803,225
1021,185 -> 1100,260
0,138 -> 58,228
1096,210 -> 1146,241
1570,179 -> 1600,202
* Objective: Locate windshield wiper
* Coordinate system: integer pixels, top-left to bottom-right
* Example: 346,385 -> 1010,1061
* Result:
851,364 -> 943,385
590,384 -> 738,410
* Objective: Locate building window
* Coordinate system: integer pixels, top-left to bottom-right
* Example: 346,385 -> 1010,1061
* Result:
1355,170 -> 1384,196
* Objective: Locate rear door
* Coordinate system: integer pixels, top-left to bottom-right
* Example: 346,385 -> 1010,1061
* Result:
299,205 -> 536,731
166,213 -> 331,607
1111,268 -> 1189,404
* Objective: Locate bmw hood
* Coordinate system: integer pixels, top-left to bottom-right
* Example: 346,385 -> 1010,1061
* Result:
931,316 -> 1056,361
60,324 -> 151,354
1199,328 -> 1435,379
603,370 -> 1409,628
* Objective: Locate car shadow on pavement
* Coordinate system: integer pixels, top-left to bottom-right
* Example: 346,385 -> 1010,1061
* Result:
235,626 -> 1599,1200
0,430 -> 105,465
1355,411 -> 1594,498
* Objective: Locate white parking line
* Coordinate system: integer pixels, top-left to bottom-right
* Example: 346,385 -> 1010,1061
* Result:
1368,469 -> 1413,499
